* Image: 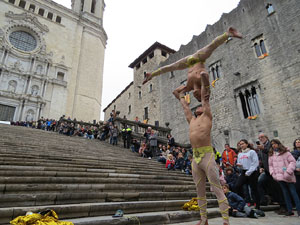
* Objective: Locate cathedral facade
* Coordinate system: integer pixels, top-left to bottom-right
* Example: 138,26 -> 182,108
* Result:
0,0 -> 107,122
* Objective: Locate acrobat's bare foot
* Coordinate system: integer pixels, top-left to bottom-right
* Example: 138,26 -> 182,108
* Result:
194,219 -> 208,225
142,73 -> 152,85
228,27 -> 242,39
173,85 -> 186,100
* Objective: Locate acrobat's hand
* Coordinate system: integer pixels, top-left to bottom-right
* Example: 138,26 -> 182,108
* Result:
142,73 -> 152,85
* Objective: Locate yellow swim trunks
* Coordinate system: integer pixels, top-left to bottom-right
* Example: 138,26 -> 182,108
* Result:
193,146 -> 214,164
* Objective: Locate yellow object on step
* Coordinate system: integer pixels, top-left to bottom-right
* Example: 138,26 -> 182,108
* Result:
10,210 -> 74,225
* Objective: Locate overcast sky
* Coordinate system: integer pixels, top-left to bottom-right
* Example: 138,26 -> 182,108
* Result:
54,0 -> 240,120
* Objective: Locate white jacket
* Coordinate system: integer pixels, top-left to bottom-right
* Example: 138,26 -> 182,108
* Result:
237,149 -> 259,176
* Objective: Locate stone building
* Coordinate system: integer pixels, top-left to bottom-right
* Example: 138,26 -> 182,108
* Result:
103,42 -> 175,125
0,0 -> 107,122
104,0 -> 300,150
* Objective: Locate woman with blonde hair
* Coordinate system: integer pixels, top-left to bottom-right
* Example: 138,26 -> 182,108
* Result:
268,139 -> 300,217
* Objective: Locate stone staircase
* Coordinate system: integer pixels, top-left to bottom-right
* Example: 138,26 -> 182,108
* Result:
0,124 -> 278,225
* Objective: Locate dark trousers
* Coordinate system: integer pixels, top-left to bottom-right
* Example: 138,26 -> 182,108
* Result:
126,136 -> 131,149
235,170 -> 260,209
258,172 -> 285,207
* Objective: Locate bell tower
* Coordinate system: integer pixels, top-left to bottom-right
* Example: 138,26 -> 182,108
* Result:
71,0 -> 105,24
67,0 -> 107,121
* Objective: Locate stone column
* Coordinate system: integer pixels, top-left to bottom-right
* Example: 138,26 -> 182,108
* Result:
25,75 -> 32,94
42,79 -> 48,97
3,50 -> 9,65
19,99 -> 26,121
83,0 -> 92,13
15,0 -> 21,7
94,0 -> 102,18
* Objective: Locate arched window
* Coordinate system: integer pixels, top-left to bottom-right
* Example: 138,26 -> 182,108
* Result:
211,67 -> 216,80
260,40 -> 267,54
57,72 -> 65,81
81,0 -> 84,12
138,91 -> 142,99
245,89 -> 253,116
91,0 -> 96,13
251,87 -> 260,115
238,87 -> 261,118
8,80 -> 17,93
215,65 -> 220,79
254,43 -> 262,57
239,92 -> 248,118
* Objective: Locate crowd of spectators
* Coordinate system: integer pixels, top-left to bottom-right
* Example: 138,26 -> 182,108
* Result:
217,135 -> 300,218
10,113 -> 300,218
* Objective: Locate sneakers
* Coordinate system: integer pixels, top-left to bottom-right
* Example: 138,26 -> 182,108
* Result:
255,209 -> 265,217
275,207 -> 287,215
285,211 -> 294,216
249,210 -> 258,218
112,209 -> 123,218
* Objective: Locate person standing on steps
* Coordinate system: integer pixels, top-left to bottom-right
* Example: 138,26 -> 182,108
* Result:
173,72 -> 230,225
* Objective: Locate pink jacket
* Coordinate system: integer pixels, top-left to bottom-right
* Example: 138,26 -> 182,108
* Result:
268,151 -> 296,183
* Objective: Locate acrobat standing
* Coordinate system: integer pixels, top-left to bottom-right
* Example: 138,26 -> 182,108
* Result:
173,73 -> 230,225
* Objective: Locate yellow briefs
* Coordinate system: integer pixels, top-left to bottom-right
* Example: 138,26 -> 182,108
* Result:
186,56 -> 205,67
193,146 -> 214,164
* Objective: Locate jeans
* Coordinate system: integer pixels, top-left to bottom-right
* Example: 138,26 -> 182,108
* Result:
279,181 -> 300,213
112,136 -> 118,145
258,172 -> 285,206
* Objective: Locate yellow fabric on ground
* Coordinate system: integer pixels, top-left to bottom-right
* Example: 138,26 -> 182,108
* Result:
10,210 -> 74,225
182,197 -> 200,211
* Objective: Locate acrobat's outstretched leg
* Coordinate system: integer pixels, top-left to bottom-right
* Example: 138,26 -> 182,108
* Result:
195,27 -> 242,61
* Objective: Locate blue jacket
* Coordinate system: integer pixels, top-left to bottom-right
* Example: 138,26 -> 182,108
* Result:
225,191 -> 246,212
225,173 -> 238,189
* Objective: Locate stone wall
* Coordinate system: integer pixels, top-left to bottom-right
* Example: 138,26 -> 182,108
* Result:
158,0 -> 300,150
103,82 -> 134,121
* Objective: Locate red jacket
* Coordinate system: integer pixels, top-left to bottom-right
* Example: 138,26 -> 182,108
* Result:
222,149 -> 237,167
166,159 -> 175,168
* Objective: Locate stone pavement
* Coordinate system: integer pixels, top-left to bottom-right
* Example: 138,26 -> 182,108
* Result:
169,211 -> 300,225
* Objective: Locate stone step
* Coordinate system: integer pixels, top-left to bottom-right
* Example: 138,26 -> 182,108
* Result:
0,162 -> 169,176
0,200 -> 218,224
0,183 -> 197,194
0,165 -> 191,179
0,191 -> 203,207
0,157 -> 171,173
0,124 -> 220,225
66,209 -> 210,225
167,206 -> 281,225
0,177 -> 195,186
0,170 -> 193,182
